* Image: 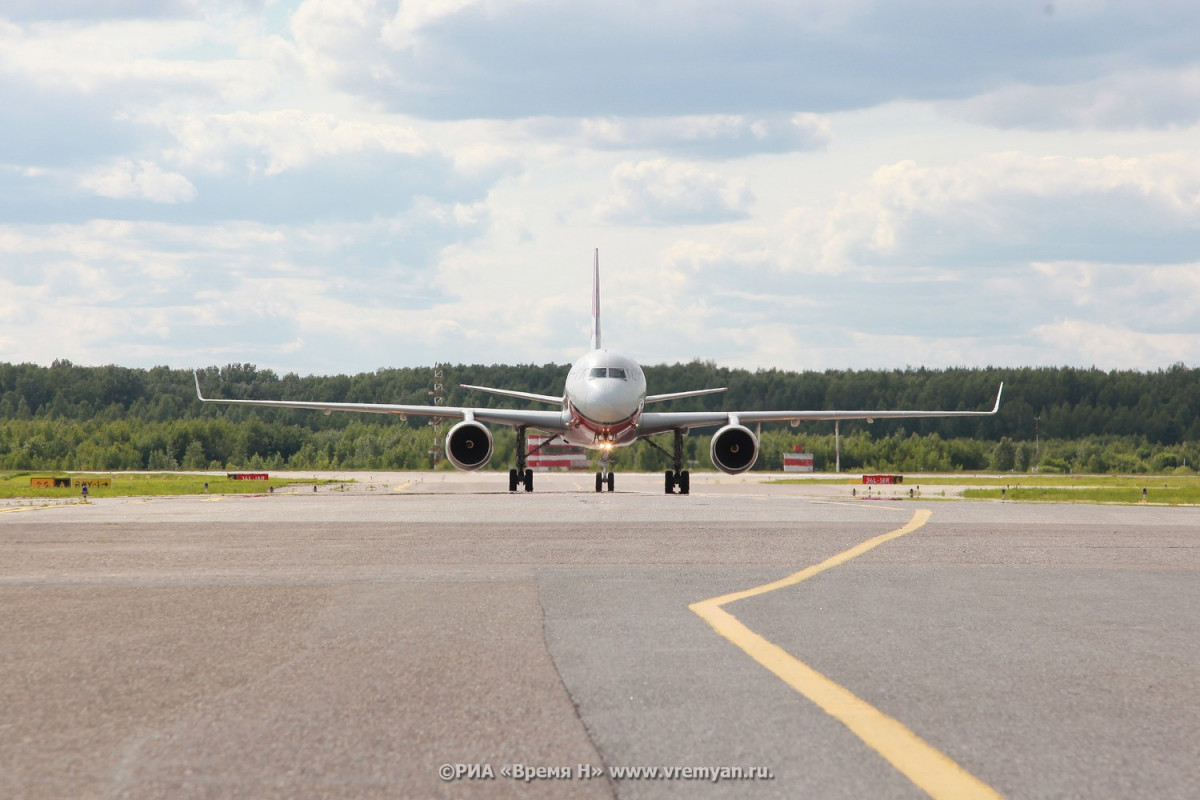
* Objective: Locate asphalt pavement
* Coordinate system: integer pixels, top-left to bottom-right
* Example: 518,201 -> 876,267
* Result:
2,472 -> 1197,799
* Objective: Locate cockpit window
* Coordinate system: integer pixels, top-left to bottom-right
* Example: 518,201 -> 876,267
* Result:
587,367 -> 628,380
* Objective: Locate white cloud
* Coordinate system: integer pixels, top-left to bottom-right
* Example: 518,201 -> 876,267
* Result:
78,159 -> 197,203
158,110 -> 430,175
0,15 -> 280,104
379,0 -> 488,51
951,67 -> 1200,130
1031,320 -> 1200,370
526,113 -> 831,159
807,152 -> 1200,272
596,160 -> 754,226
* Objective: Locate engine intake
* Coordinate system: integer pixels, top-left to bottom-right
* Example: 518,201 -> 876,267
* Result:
710,424 -> 758,474
445,420 -> 493,470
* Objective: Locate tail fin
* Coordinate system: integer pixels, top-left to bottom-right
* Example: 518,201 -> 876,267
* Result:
590,247 -> 601,350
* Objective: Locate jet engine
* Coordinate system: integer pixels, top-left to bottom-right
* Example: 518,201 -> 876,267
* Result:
445,420 -> 493,470
710,423 -> 758,474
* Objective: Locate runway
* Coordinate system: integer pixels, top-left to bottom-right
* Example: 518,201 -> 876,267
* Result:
2,472 -> 1198,799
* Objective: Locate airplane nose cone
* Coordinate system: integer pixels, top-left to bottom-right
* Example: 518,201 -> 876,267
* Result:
575,384 -> 641,425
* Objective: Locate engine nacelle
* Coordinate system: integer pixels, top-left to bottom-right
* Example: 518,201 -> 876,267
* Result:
445,420 -> 494,471
710,424 -> 759,474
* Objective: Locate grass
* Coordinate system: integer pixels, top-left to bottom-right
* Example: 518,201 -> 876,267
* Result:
0,472 -> 337,500
770,473 -> 1200,505
962,486 -> 1200,504
770,474 -> 1198,487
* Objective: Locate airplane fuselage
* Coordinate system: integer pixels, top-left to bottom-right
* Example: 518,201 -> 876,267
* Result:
562,349 -> 646,448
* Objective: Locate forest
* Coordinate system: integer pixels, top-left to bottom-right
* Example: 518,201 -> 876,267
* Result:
1,360 -> 1198,474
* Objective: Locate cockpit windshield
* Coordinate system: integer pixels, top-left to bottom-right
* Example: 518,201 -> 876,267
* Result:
588,367 -> 628,380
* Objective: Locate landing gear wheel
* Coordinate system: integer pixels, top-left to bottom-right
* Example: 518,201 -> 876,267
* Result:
524,468 -> 534,493
509,468 -> 519,493
595,472 -> 603,493
607,472 -> 615,492
679,470 -> 690,495
665,470 -> 675,494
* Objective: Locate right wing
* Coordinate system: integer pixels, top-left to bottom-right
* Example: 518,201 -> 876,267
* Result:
193,371 -> 569,432
637,383 -> 1004,437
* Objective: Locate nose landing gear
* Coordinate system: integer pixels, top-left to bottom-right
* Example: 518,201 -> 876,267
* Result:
595,447 -> 615,492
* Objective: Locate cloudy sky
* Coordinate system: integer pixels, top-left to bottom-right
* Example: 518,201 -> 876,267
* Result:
2,0 -> 1199,375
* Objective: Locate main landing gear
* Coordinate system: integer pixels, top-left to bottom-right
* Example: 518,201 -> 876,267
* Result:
665,468 -> 689,495
509,429 -> 568,493
642,429 -> 690,495
509,426 -> 534,493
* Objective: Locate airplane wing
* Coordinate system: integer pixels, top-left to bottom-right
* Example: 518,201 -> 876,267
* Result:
193,371 -> 569,432
636,383 -> 1004,437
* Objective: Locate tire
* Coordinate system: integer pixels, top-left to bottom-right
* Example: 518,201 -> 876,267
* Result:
679,470 -> 690,495
607,472 -> 615,492
509,468 -> 518,492
665,470 -> 675,494
595,472 -> 603,493
524,468 -> 534,492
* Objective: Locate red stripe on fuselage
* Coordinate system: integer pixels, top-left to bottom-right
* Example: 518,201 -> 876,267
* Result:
568,401 -> 640,437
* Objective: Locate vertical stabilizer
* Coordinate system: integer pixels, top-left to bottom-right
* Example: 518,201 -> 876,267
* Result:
590,248 -> 601,350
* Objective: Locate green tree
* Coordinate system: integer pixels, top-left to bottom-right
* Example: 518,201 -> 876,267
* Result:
990,437 -> 1016,472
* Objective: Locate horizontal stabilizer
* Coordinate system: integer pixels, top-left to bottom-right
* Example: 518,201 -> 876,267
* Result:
460,384 -> 564,406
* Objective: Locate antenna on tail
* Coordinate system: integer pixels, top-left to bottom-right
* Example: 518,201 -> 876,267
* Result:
590,248 -> 601,350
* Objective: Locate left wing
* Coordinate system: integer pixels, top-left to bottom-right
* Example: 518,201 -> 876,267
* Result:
637,383 -> 1004,436
193,371 -> 569,432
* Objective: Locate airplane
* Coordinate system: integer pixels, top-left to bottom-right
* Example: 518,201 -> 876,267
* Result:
194,249 -> 1003,494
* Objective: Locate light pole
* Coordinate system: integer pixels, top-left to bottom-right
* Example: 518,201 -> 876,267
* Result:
1033,415 -> 1040,473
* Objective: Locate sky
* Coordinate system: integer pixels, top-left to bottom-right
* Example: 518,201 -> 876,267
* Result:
2,0 -> 1200,375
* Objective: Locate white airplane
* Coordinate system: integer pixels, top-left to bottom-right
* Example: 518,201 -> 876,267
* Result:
194,250 -> 1002,494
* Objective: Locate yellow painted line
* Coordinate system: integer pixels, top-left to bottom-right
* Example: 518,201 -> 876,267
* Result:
690,509 -> 1004,800
393,482 -> 413,492
0,503 -> 78,514
201,496 -> 223,502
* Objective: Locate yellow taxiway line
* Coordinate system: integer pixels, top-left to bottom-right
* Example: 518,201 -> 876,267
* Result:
690,509 -> 1004,800
0,503 -> 80,514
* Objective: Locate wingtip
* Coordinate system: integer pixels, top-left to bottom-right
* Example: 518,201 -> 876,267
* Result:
993,381 -> 1004,413
193,369 -> 205,401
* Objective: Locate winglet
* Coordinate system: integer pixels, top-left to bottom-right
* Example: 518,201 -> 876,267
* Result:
193,369 -> 206,402
992,382 -> 1004,414
590,248 -> 601,351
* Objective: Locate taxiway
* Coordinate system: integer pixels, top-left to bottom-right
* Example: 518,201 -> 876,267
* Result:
2,472 -> 1197,798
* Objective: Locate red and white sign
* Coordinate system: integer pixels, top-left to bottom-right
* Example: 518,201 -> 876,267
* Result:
783,446 -> 814,472
862,474 -> 903,485
528,436 -> 589,471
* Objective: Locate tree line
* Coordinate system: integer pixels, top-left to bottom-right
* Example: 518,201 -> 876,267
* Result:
1,360 -> 1197,474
